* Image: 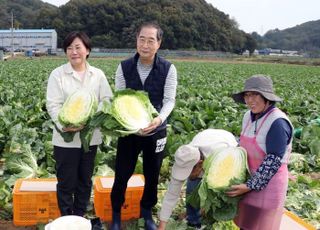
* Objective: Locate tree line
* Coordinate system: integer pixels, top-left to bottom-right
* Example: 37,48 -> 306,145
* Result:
0,0 -> 257,54
253,20 -> 320,56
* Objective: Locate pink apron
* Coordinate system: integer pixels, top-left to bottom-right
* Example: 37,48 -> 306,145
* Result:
234,110 -> 288,230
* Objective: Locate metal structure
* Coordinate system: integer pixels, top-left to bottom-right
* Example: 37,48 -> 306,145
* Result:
0,29 -> 57,53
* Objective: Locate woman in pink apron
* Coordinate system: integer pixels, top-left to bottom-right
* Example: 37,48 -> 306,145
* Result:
226,75 -> 293,230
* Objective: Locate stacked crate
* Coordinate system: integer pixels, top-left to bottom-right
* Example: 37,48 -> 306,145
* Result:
94,174 -> 145,221
13,178 -> 60,226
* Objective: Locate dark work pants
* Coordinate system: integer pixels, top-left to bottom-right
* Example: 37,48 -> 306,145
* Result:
111,129 -> 167,212
54,145 -> 97,216
186,178 -> 202,225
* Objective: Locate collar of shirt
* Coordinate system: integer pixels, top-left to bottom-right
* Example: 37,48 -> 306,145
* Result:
63,62 -> 94,78
250,104 -> 275,122
134,52 -> 159,69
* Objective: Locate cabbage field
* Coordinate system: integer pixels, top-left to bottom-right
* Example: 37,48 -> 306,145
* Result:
0,58 -> 319,229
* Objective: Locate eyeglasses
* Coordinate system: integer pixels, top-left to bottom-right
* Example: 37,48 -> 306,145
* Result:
243,92 -> 260,99
137,37 -> 157,46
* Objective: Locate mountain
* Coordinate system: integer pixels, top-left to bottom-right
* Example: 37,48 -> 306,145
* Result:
0,0 -> 58,29
255,20 -> 320,54
0,0 -> 256,53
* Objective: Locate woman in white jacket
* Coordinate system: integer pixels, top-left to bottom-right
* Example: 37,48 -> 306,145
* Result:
46,31 -> 112,216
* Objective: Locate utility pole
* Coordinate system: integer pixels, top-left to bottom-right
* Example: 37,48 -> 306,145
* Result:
11,11 -> 14,54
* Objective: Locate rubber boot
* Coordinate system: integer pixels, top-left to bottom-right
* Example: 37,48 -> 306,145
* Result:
110,211 -> 121,230
141,207 -> 157,230
90,217 -> 103,230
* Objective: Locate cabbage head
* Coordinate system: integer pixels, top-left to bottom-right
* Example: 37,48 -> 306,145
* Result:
80,89 -> 158,151
58,90 -> 98,128
187,146 -> 249,222
205,146 -> 248,190
108,89 -> 158,134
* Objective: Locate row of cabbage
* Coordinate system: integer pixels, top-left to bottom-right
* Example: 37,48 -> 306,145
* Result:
0,58 -> 319,228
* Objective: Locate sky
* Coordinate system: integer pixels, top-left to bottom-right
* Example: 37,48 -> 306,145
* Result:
207,0 -> 320,35
42,0 -> 320,35
42,0 -> 68,7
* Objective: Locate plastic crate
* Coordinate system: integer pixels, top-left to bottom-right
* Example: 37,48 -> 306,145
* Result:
94,174 -> 145,221
13,178 -> 60,226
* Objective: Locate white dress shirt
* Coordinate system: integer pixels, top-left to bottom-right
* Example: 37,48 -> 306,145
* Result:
46,62 -> 113,147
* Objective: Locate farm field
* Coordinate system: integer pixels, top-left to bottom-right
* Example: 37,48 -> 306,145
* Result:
0,57 -> 319,229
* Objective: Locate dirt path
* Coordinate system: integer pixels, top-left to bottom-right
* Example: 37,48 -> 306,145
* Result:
0,221 -> 36,230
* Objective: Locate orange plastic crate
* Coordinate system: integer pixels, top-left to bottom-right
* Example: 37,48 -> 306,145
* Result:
13,178 -> 60,226
94,174 -> 145,221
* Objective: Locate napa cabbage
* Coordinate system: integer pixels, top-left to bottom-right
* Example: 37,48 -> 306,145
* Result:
108,89 -> 158,134
95,164 -> 115,177
86,89 -> 158,135
205,146 -> 248,189
80,89 -> 158,152
58,90 -> 98,128
187,146 -> 249,222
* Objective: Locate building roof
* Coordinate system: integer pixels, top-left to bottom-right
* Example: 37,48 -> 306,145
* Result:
0,29 -> 56,33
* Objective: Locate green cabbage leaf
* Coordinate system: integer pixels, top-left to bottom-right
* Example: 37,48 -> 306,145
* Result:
81,89 -> 158,152
187,146 -> 249,222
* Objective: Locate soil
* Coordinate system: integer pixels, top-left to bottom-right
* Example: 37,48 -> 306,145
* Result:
0,220 -> 109,230
0,220 -> 142,230
0,220 -> 123,230
307,172 -> 320,180
0,221 -> 36,230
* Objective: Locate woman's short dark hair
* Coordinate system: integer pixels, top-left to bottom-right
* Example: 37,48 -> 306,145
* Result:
260,94 -> 275,105
136,22 -> 163,41
63,31 -> 91,58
